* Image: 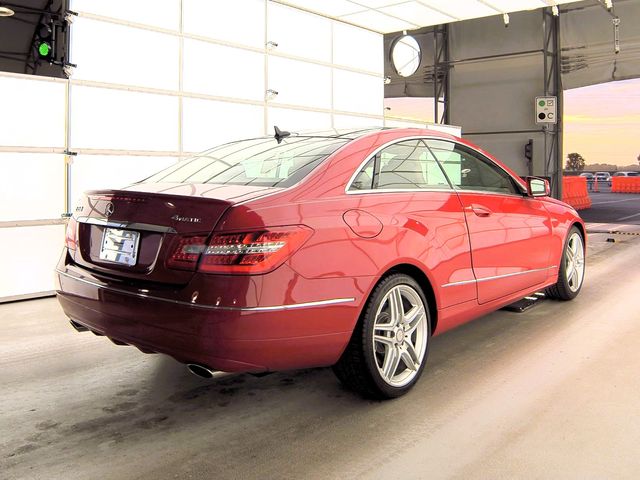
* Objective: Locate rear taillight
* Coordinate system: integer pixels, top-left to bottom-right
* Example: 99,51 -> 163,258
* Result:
65,217 -> 78,251
167,236 -> 207,271
198,226 -> 313,274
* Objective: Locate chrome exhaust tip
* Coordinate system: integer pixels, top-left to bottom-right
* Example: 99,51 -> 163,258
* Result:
186,363 -> 217,379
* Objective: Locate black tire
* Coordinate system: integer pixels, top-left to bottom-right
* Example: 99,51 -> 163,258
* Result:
545,226 -> 585,301
332,273 -> 431,399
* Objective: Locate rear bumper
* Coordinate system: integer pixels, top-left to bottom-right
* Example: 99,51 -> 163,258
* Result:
56,255 -> 367,372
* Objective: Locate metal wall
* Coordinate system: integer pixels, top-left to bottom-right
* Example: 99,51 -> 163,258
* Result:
384,0 -> 640,198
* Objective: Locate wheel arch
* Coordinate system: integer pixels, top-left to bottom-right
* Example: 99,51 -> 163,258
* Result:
572,221 -> 586,244
383,263 -> 438,335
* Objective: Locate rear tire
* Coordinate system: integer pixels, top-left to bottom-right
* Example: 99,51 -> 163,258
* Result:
545,226 -> 585,301
333,274 -> 431,399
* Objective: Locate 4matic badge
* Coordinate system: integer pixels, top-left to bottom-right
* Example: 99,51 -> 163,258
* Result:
171,214 -> 202,223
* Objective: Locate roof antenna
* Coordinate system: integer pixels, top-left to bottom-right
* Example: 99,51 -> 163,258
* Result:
273,125 -> 290,144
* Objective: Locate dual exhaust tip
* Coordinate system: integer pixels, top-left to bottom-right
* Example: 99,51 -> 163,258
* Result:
70,319 -> 218,380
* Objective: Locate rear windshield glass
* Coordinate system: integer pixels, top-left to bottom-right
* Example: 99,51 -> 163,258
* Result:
142,137 -> 348,188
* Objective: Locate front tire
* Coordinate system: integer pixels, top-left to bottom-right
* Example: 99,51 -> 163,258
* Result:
546,226 -> 585,300
333,274 -> 431,399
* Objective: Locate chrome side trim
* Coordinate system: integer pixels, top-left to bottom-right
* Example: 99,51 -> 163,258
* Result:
55,269 -> 355,311
77,216 -> 177,234
442,266 -> 558,288
346,188 -> 455,195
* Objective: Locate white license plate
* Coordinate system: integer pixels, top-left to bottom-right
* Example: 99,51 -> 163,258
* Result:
99,228 -> 140,266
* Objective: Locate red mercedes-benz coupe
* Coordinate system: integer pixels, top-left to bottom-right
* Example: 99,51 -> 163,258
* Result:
56,128 -> 585,398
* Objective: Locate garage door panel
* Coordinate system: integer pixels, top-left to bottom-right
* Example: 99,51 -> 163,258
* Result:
0,76 -> 65,148
0,225 -> 65,300
70,86 -> 179,151
71,17 -> 179,91
0,153 -> 65,222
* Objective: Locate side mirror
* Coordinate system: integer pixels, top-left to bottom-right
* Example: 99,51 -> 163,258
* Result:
526,176 -> 550,197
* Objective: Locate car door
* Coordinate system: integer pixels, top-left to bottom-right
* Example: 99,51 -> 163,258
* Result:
346,138 -> 476,309
426,140 -> 553,305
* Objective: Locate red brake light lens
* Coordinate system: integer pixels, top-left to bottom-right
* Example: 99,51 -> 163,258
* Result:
65,217 -> 78,251
167,236 -> 207,271
198,226 -> 313,274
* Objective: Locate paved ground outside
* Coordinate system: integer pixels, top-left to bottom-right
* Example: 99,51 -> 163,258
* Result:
579,190 -> 640,225
2,233 -> 640,479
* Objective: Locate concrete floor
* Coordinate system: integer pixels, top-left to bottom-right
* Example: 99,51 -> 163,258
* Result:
580,191 -> 640,225
2,232 -> 640,480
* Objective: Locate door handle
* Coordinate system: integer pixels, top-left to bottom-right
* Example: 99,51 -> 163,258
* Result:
465,205 -> 492,217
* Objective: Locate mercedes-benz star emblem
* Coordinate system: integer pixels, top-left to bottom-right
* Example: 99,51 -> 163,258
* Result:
105,202 -> 115,217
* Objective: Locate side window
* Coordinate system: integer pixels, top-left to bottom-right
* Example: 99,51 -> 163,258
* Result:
427,140 -> 520,195
348,139 -> 450,191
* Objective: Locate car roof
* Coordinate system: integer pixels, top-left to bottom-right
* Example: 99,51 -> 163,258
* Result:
273,127 -> 458,141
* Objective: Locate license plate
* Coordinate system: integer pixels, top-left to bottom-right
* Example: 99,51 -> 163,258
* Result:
99,228 -> 140,266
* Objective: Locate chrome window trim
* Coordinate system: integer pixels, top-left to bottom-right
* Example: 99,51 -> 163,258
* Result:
55,269 -> 355,311
344,135 -> 527,197
76,217 -> 177,234
346,188 -> 455,195
442,266 -> 557,288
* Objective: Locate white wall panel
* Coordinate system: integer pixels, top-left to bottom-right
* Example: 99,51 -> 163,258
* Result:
269,57 -> 331,109
334,114 -> 384,129
183,39 -> 264,101
384,118 -> 426,128
70,155 -> 178,203
72,17 -> 179,91
333,70 -> 383,115
268,108 -> 331,132
71,0 -> 180,30
267,3 -> 331,62
0,154 -> 64,221
0,76 -> 65,148
183,0 -> 265,49
70,86 -> 179,151
333,22 -> 383,74
182,98 -> 264,152
0,225 -> 65,298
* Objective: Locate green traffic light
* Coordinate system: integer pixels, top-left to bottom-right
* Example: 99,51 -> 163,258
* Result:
538,100 -> 546,107
38,42 -> 51,57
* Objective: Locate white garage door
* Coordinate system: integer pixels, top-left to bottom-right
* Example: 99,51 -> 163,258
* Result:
0,0 -> 387,301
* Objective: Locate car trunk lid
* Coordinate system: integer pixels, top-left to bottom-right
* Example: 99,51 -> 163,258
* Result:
70,183 -> 281,284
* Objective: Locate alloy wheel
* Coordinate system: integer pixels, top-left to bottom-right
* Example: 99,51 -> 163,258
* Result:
565,231 -> 585,293
372,285 -> 428,387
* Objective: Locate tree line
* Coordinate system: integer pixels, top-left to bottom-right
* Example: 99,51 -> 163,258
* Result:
565,152 -> 640,172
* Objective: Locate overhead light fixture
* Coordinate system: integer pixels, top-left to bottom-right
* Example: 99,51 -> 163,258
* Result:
503,13 -> 509,27
605,0 -> 613,9
552,5 -> 559,16
0,5 -> 15,16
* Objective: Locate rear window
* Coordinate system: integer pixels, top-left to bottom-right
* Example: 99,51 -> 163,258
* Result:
142,137 -> 348,188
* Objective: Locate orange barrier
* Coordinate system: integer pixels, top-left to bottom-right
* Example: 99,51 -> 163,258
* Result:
611,177 -> 640,193
562,176 -> 592,210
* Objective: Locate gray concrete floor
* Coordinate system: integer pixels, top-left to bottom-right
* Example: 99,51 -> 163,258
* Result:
580,191 -> 640,225
2,233 -> 640,480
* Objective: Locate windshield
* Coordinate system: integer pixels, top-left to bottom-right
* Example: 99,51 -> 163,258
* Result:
143,136 -> 349,188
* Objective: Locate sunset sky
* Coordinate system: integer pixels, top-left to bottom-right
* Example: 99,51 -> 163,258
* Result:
564,78 -> 640,168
